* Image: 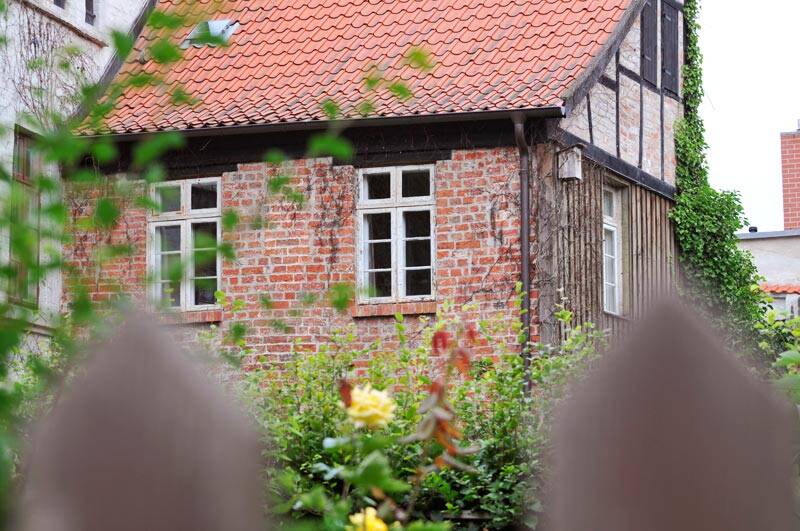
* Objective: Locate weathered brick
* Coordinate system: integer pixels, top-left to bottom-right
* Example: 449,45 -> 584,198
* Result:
64,149 -> 534,362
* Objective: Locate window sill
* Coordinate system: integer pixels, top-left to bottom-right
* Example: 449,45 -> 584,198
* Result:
159,308 -> 223,325
603,310 -> 630,321
351,300 -> 437,318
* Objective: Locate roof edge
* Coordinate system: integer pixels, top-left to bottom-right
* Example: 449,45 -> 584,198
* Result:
85,105 -> 566,141
560,0 -> 645,116
737,229 -> 800,240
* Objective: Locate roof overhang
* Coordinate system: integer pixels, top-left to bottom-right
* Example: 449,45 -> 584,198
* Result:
82,106 -> 566,142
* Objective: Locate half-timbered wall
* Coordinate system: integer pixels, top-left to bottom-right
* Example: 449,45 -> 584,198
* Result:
561,0 -> 684,186
551,159 -> 676,339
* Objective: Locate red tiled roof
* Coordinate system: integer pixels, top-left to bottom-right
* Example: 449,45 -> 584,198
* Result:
100,0 -> 633,135
761,283 -> 800,295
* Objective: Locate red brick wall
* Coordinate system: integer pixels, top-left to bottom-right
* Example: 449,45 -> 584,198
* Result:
64,179 -> 148,305
783,130 -> 800,230
64,148 -> 533,361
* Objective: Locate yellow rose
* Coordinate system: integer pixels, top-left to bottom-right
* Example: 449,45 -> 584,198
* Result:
346,384 -> 396,429
346,507 -> 389,531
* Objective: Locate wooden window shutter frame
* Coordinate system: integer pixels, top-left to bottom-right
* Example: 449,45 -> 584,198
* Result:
661,1 -> 679,95
640,0 -> 658,85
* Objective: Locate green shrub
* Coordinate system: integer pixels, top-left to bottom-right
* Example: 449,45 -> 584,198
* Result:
239,301 -> 601,529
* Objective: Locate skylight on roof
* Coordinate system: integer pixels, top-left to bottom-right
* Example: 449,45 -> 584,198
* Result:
181,20 -> 239,49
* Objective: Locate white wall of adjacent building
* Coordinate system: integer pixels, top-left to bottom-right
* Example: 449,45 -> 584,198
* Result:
0,0 -> 146,330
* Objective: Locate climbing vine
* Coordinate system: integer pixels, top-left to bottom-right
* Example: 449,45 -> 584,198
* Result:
671,0 -> 770,352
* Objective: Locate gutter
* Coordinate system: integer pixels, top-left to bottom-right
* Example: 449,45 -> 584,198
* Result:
82,106 -> 566,141
512,114 -> 533,382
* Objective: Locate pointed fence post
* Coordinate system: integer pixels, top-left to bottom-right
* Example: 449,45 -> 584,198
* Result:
18,314 -> 266,531
550,299 -> 797,531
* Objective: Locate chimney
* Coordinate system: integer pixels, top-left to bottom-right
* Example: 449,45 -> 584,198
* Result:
783,121 -> 800,229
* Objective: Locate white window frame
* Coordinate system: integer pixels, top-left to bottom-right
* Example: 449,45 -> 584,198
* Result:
356,165 -> 435,304
602,186 -> 623,315
147,177 -> 222,311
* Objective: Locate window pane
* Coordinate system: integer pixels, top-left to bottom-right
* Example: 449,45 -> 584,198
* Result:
402,169 -> 430,197
157,186 -> 181,213
192,222 -> 217,248
194,278 -> 217,305
365,213 -> 391,240
193,249 -> 217,277
160,254 -> 182,280
367,271 -> 392,298
160,282 -> 180,307
603,190 -> 614,218
603,228 -> 616,256
405,240 -> 431,267
604,284 -> 617,313
604,256 -> 616,281
404,210 -> 430,238
191,182 -> 218,210
365,172 -> 391,200
368,242 -> 391,269
157,226 -> 181,252
405,269 -> 431,296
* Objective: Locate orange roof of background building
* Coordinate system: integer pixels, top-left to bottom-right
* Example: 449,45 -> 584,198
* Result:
100,0 -> 633,135
761,283 -> 800,295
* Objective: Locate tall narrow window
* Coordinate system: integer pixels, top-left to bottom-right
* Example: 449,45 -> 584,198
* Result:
85,0 -> 96,25
8,130 -> 42,307
357,165 -> 435,302
661,1 -> 680,95
148,178 -> 221,310
640,0 -> 658,85
602,186 -> 623,315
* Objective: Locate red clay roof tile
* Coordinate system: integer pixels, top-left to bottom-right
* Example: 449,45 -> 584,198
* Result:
762,284 -> 800,295
99,0 -> 633,134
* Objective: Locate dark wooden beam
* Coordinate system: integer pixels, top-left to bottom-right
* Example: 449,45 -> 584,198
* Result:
91,119 -> 524,178
554,128 -> 675,200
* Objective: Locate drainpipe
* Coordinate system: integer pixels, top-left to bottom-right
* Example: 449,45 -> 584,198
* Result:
512,115 -> 532,384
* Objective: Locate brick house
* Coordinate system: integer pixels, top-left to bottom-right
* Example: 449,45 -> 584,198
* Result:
71,0 -> 683,356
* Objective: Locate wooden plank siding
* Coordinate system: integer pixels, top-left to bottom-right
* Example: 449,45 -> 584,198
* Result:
552,159 -> 676,338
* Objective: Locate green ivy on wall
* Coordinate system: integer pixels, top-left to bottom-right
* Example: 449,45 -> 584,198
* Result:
671,0 -> 770,351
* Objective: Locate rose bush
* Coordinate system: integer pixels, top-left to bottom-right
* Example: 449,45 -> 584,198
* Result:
236,294 -> 602,529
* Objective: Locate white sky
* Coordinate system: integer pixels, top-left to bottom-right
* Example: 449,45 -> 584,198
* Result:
699,0 -> 800,232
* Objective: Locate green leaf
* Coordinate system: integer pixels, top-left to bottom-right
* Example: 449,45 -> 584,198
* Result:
147,10 -> 186,29
328,282 -> 354,313
343,451 -> 409,494
222,209 -> 239,231
357,100 -> 375,117
170,86 -> 199,106
228,322 -> 247,345
296,486 -> 330,513
264,148 -> 285,164
405,46 -> 434,71
388,81 -> 412,101
307,134 -> 353,160
110,30 -> 134,59
94,198 -> 120,229
132,132 -> 185,168
149,38 -> 182,64
90,140 -> 118,164
776,350 -> 800,368
214,290 -> 228,305
268,175 -> 290,194
217,242 -> 235,260
259,293 -> 274,310
321,99 -> 341,120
